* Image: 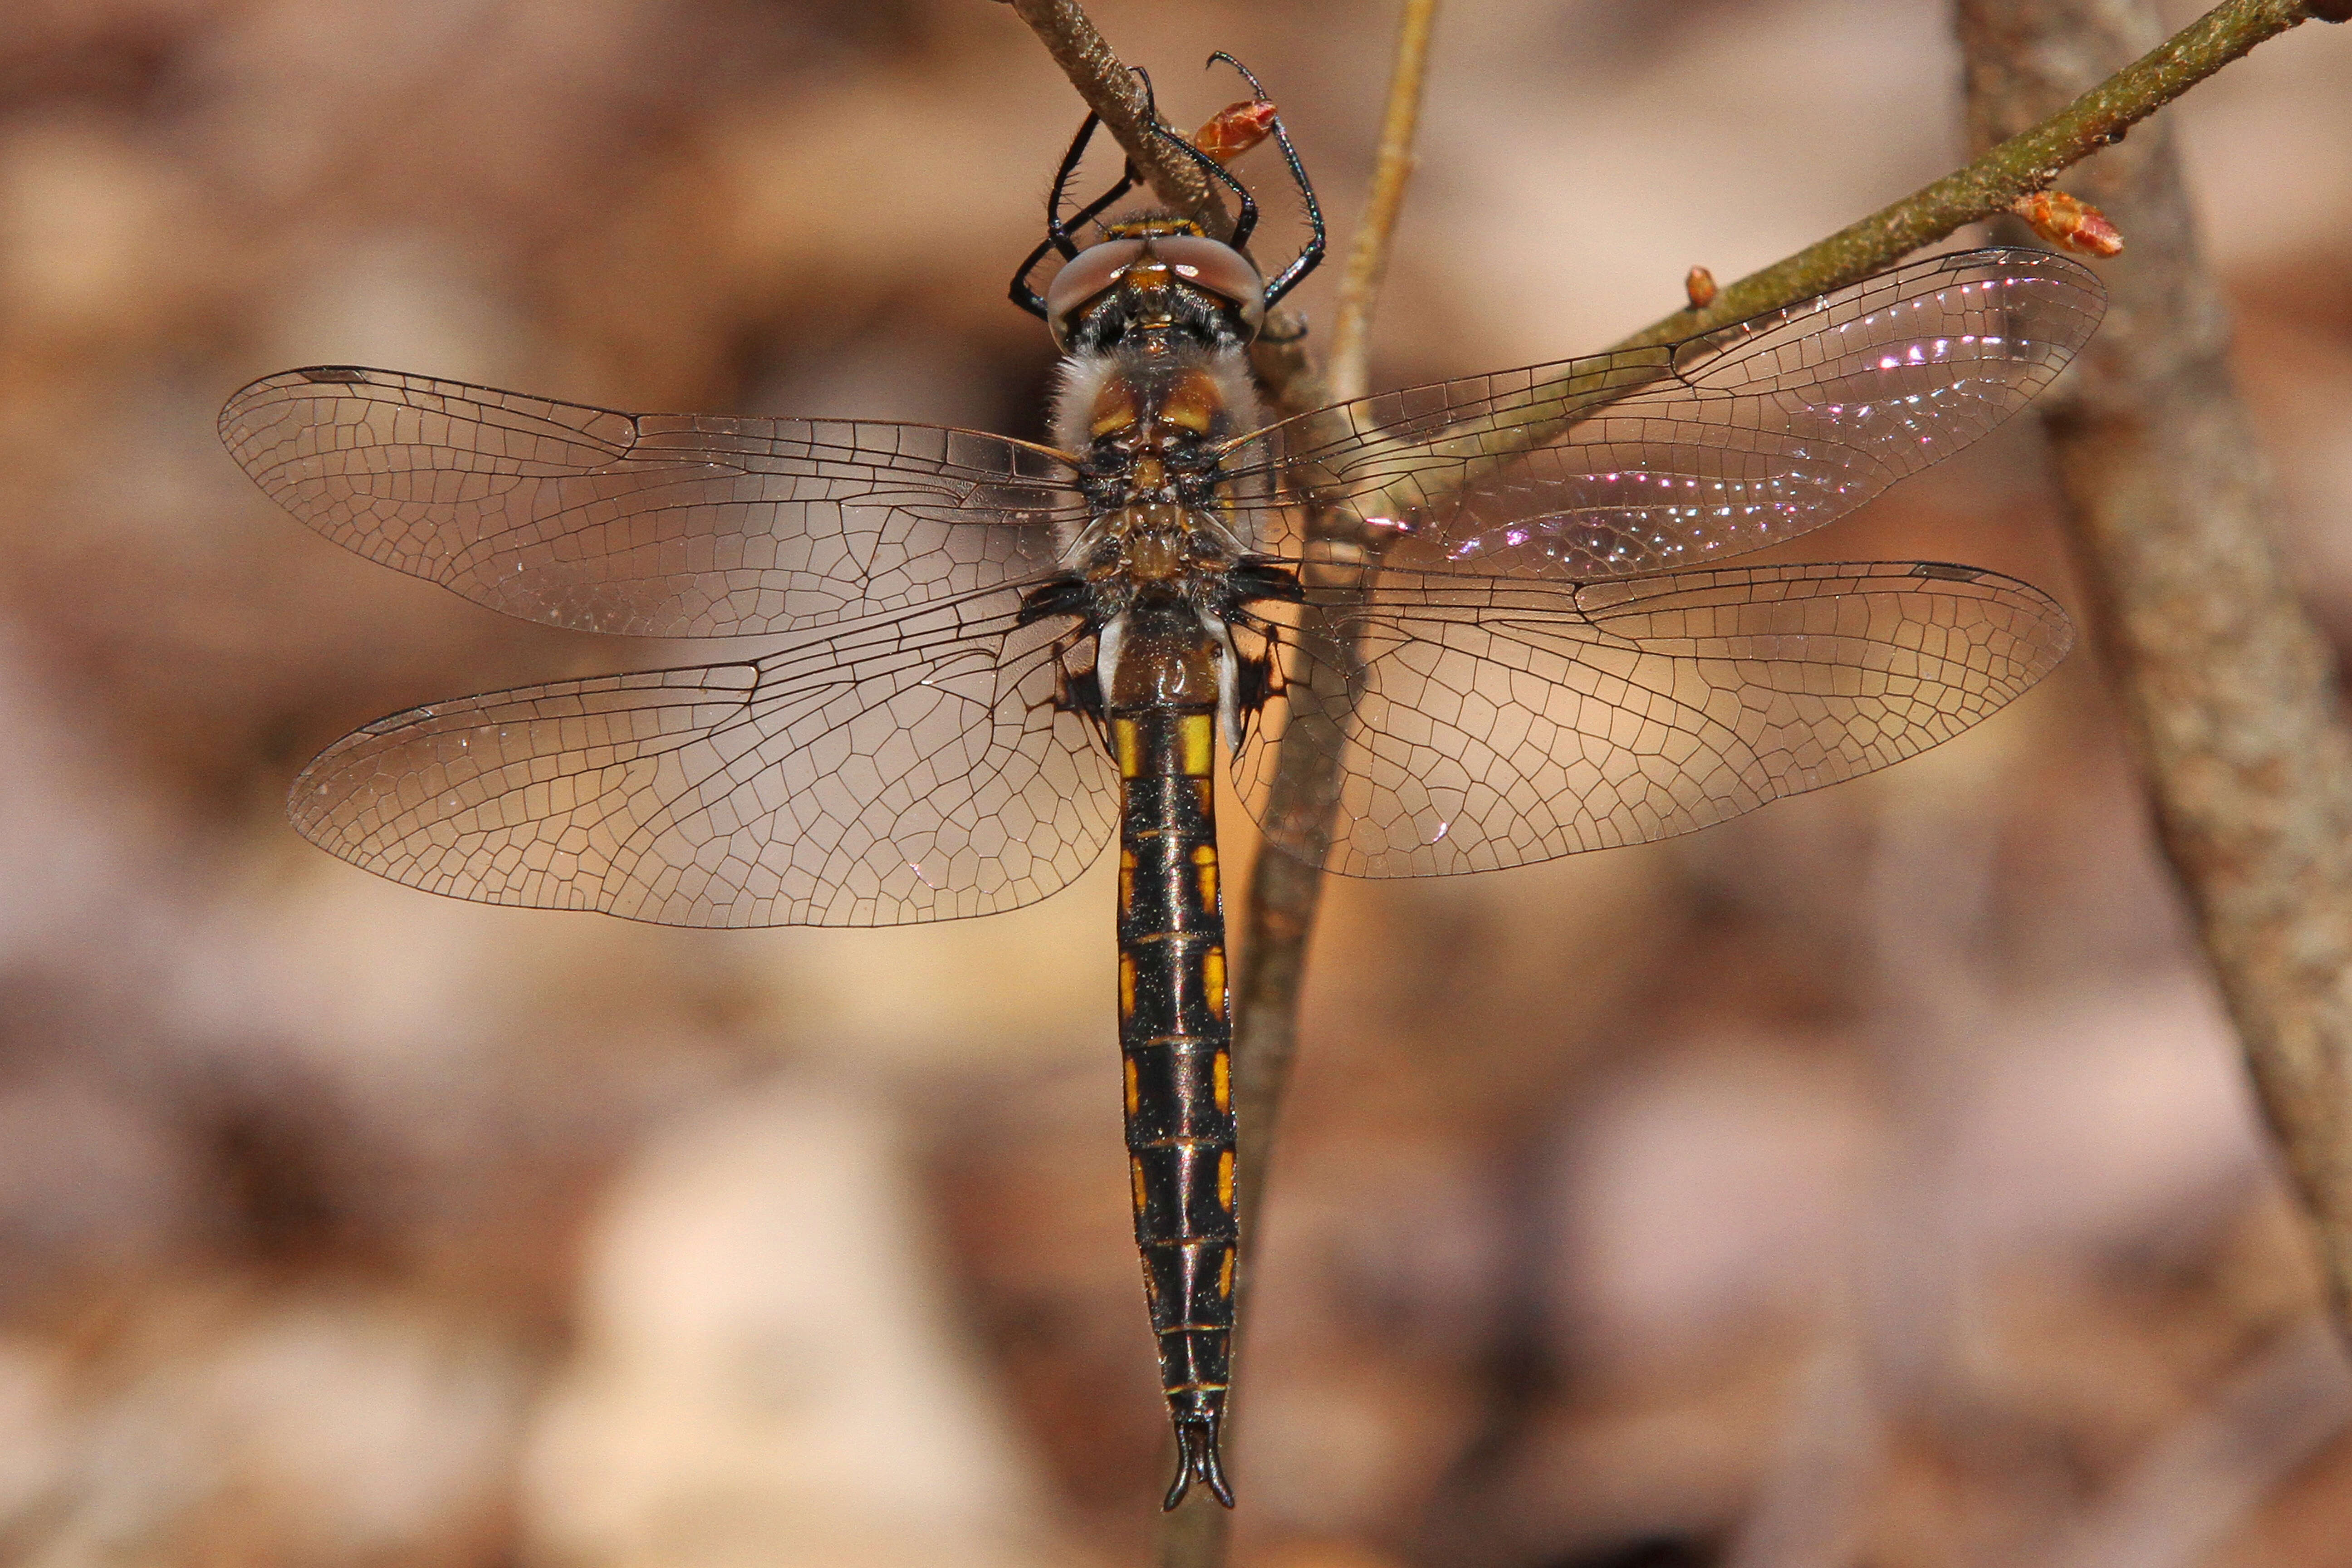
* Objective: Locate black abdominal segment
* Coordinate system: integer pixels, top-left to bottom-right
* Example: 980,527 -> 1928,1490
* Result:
1110,701 -> 1237,1509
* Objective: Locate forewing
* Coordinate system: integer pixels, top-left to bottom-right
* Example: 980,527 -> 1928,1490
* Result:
289,589 -> 1114,926
1226,248 -> 2103,576
222,367 -> 1087,637
1233,561 -> 2070,877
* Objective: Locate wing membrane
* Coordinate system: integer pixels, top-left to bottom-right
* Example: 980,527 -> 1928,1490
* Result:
222,368 -> 1088,637
1233,561 -> 2071,878
1227,249 -> 2103,578
290,588 -> 1114,926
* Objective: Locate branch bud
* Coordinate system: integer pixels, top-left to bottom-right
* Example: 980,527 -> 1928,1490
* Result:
2011,191 -> 2125,257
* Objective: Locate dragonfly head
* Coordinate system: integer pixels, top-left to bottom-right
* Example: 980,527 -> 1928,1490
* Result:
1046,220 -> 1266,353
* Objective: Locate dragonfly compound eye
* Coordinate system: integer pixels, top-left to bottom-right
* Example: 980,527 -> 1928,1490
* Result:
1047,239 -> 1148,350
1047,235 -> 1268,350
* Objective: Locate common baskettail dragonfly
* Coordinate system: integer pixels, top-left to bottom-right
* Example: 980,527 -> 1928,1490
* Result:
220,78 -> 2104,1509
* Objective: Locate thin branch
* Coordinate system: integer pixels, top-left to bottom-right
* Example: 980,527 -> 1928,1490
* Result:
1176,21 -> 1451,1566
1326,0 -> 1441,403
1230,0 -> 1443,1355
1216,10 -> 1448,1548
1322,0 -> 2337,529
1005,0 -> 1235,240
1618,0 -> 2328,354
1962,0 -> 2352,1341
1219,15 -> 1447,1553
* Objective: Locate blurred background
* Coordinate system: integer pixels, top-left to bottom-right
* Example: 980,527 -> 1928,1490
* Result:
2,1 -> 2350,1565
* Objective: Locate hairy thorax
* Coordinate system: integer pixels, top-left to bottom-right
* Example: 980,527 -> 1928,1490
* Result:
1055,334 -> 1264,601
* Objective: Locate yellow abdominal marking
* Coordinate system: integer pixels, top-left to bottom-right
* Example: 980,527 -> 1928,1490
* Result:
1203,947 -> 1226,1014
1218,1250 -> 1235,1298
1124,1055 -> 1139,1116
1112,718 -> 1142,779
1217,1151 -> 1235,1211
1192,843 -> 1217,907
1118,848 -> 1136,913
1132,1157 -> 1148,1214
1213,1050 -> 1230,1114
1119,954 -> 1136,1018
1178,713 -> 1214,777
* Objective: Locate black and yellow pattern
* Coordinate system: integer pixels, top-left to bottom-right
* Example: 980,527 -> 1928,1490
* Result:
1111,701 -> 1237,1509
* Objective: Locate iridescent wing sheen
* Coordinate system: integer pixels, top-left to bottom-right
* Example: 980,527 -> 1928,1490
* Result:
1231,561 -> 2070,878
1221,248 -> 2103,578
289,586 -> 1114,927
221,368 -> 1089,637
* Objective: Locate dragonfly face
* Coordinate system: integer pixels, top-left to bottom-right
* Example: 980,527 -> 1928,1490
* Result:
1046,221 -> 1270,352
219,100 -> 2105,1514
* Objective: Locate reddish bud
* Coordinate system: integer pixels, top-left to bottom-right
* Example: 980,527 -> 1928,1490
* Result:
1193,100 -> 1279,164
2011,191 -> 2124,257
1685,265 -> 1718,310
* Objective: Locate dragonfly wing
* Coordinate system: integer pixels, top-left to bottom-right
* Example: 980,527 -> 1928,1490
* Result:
290,588 -> 1115,926
1226,248 -> 2103,577
221,367 -> 1086,637
1232,561 -> 2070,877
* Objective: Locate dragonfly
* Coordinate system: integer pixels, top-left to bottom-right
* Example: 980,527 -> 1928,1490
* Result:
220,76 -> 2103,1509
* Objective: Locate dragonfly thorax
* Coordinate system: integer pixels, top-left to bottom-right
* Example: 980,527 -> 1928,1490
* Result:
1085,501 -> 1231,583
1055,337 -> 1262,523
1048,309 -> 1280,756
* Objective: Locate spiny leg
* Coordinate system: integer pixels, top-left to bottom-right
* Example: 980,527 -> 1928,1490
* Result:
1203,52 -> 1325,304
1010,98 -> 1142,317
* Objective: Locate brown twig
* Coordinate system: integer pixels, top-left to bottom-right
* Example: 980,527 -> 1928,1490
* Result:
1962,0 -> 2352,1343
1612,0 -> 2329,356
1326,0 -> 1441,404
1004,0 -> 1235,240
1319,0 -> 2336,528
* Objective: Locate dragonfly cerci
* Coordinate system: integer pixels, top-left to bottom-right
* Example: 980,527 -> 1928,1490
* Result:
220,83 -> 2103,1509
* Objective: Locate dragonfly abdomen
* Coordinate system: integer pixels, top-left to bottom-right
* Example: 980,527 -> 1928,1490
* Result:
1110,690 -> 1238,1510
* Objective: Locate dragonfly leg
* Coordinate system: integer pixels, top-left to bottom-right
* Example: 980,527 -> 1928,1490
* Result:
1011,103 -> 1142,318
